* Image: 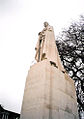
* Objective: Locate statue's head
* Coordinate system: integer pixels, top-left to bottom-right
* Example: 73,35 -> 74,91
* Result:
44,22 -> 49,27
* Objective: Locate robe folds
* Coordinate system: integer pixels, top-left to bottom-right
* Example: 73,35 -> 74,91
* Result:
35,25 -> 65,71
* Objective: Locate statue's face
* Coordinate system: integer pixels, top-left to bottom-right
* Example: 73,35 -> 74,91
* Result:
44,22 -> 49,27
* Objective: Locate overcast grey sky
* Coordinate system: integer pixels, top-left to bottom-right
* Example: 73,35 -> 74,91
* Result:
0,0 -> 84,113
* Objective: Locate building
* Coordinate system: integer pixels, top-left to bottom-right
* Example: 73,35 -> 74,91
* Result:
0,105 -> 20,119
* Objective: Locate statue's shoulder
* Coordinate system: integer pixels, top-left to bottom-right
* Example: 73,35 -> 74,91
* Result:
38,22 -> 53,37
47,25 -> 53,31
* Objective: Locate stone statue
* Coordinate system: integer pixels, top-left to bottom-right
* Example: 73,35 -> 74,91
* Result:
35,22 -> 65,71
20,23 -> 79,119
35,22 -> 53,62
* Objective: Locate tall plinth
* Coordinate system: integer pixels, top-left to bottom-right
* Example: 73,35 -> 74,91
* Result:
20,22 -> 79,119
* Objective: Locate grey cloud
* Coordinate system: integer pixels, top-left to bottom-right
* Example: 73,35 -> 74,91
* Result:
0,0 -> 12,6
0,0 -> 19,13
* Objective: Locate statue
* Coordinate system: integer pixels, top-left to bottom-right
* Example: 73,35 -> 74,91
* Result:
35,22 -> 53,62
35,22 -> 65,71
20,22 -> 79,119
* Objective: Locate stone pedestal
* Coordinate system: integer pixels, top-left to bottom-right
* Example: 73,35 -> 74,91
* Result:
20,59 -> 78,119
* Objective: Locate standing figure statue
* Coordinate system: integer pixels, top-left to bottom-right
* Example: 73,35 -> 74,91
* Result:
35,22 -> 65,71
35,22 -> 53,62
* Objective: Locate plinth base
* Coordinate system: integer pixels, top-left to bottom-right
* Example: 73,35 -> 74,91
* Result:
20,59 -> 78,119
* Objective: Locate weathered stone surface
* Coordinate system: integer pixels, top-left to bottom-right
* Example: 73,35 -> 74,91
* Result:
20,60 -> 78,119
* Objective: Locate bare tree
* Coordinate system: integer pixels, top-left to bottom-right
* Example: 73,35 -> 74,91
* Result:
56,15 -> 84,119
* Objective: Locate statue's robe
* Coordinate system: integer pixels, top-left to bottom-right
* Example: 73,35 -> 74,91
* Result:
35,25 -> 65,72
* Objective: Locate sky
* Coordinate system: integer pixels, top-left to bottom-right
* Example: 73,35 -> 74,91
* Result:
0,0 -> 84,114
